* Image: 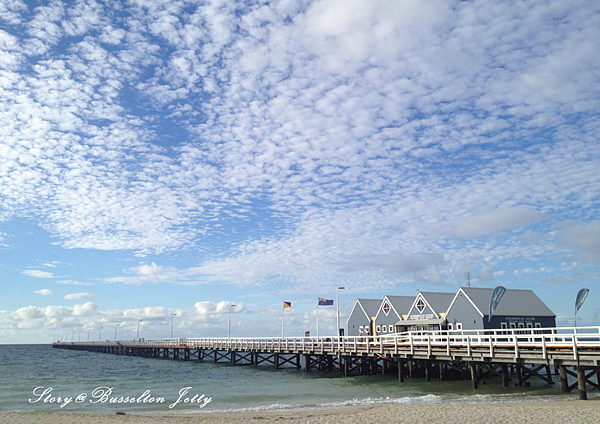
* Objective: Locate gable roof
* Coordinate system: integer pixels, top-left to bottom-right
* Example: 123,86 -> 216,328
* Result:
407,291 -> 455,317
347,298 -> 382,323
450,287 -> 555,317
376,295 -> 415,320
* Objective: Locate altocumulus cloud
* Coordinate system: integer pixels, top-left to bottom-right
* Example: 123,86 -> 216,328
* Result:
33,289 -> 53,296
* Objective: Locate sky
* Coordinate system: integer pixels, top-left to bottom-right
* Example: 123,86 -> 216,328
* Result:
1,0 -> 599,344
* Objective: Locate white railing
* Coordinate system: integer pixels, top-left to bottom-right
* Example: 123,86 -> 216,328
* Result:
54,326 -> 600,362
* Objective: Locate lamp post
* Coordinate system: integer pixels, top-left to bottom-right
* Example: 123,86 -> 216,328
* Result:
99,326 -> 103,342
228,304 -> 235,344
137,320 -> 142,340
72,332 -> 75,343
115,324 -> 119,341
79,331 -> 81,342
336,287 -> 345,337
88,329 -> 91,342
171,313 -> 177,340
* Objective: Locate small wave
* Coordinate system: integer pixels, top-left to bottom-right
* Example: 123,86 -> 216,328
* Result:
189,394 -> 444,414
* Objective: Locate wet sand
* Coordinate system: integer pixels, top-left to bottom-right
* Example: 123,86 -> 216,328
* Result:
2,399 -> 600,424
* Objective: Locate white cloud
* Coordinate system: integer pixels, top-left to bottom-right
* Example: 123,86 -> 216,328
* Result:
454,206 -> 549,239
34,289 -> 53,296
555,221 -> 600,264
477,266 -> 495,282
56,280 -> 95,286
72,302 -> 98,316
23,270 -> 55,279
194,301 -> 244,316
64,292 -> 95,300
134,262 -> 165,284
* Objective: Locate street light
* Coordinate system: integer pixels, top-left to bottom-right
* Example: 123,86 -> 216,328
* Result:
72,332 -> 75,343
87,329 -> 91,342
171,313 -> 177,340
337,287 -> 345,337
99,326 -> 103,342
228,304 -> 235,343
137,320 -> 142,340
115,324 -> 119,341
79,331 -> 82,342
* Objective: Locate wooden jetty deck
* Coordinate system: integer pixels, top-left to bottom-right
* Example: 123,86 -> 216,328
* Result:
53,326 -> 600,399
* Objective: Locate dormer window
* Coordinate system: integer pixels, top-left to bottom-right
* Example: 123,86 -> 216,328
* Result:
416,298 -> 426,314
383,302 -> 391,316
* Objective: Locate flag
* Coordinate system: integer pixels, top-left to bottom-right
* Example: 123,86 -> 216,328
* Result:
575,288 -> 589,315
283,301 -> 292,308
318,298 -> 333,306
488,286 -> 506,322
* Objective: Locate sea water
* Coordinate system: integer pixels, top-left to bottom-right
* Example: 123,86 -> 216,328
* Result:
0,344 -> 587,414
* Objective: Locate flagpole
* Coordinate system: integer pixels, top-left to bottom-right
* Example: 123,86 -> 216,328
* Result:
282,304 -> 284,338
316,301 -> 319,339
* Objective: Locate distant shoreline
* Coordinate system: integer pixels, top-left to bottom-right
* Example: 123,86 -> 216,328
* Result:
3,399 -> 600,424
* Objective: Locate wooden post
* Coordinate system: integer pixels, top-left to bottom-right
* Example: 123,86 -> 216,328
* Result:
470,363 -> 479,390
559,366 -> 569,392
398,359 -> 404,382
577,367 -> 587,400
516,364 -> 522,386
408,361 -> 413,378
344,357 -> 349,378
382,359 -> 387,376
327,355 -> 333,371
304,355 -> 310,372
231,351 -> 235,365
438,362 -> 444,381
425,360 -> 431,381
501,363 -> 509,388
274,353 -> 279,370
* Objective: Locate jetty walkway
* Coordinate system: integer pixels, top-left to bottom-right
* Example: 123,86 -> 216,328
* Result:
53,326 -> 600,399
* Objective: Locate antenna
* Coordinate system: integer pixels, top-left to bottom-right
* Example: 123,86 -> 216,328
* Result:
464,272 -> 472,288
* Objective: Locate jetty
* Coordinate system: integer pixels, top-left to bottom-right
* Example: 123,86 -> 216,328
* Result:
53,326 -> 600,399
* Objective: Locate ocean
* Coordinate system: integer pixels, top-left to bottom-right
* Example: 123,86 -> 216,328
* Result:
0,344 -> 586,415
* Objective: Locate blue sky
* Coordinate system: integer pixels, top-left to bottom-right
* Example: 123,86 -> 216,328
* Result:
1,0 -> 599,344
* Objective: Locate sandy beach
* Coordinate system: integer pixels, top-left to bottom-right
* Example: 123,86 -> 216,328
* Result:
2,400 -> 600,424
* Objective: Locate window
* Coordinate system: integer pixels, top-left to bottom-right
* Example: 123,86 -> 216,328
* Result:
448,323 -> 454,330
526,323 -> 533,329
382,302 -> 391,316
456,323 -> 463,330
376,325 -> 381,333
415,298 -> 426,314
534,323 -> 542,328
